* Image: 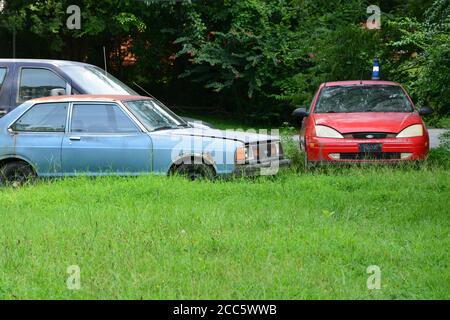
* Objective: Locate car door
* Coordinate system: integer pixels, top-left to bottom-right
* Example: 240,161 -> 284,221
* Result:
8,102 -> 68,176
61,102 -> 152,176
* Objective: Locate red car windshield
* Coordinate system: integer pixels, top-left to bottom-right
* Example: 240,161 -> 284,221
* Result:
315,85 -> 414,113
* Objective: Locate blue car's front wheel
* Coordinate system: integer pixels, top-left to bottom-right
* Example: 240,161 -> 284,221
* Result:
171,164 -> 216,180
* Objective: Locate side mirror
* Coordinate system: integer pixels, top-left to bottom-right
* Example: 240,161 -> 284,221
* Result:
50,88 -> 66,96
292,107 -> 309,120
418,106 -> 433,116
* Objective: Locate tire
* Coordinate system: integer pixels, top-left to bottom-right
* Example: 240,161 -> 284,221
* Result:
302,144 -> 311,171
172,164 -> 215,180
303,150 -> 318,171
0,161 -> 36,186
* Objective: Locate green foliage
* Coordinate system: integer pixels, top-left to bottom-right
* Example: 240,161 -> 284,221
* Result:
280,134 -> 305,171
175,0 -> 302,118
175,0 -> 449,121
434,117 -> 450,129
0,0 -> 448,123
428,147 -> 450,169
386,0 -> 450,121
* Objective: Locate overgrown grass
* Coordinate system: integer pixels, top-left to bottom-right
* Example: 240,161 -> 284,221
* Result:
0,165 -> 448,299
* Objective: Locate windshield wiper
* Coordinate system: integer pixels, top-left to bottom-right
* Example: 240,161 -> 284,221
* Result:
152,125 -> 178,132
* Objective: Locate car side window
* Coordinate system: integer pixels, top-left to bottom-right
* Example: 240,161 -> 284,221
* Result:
18,68 -> 67,103
11,103 -> 68,132
0,68 -> 6,91
71,104 -> 139,133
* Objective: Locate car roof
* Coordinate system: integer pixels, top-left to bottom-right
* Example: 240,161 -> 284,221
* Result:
0,59 -> 90,67
322,80 -> 400,87
28,94 -> 149,103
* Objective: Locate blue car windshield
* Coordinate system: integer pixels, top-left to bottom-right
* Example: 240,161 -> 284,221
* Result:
315,85 -> 414,113
124,99 -> 188,131
61,65 -> 138,95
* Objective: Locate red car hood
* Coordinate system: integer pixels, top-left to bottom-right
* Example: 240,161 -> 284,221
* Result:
313,112 -> 422,134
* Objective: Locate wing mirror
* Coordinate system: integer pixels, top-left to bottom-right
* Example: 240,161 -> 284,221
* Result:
418,106 -> 433,116
50,88 -> 67,96
292,107 -> 309,123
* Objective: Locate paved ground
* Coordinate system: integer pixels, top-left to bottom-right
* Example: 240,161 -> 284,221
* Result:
428,129 -> 448,149
291,129 -> 448,149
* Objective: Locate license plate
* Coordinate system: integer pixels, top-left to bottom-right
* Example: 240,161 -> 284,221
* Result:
359,143 -> 382,153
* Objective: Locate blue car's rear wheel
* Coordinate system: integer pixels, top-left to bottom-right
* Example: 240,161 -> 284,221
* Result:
0,161 -> 36,186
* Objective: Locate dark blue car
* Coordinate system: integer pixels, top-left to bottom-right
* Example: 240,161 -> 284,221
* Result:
0,59 -> 215,128
0,59 -> 138,116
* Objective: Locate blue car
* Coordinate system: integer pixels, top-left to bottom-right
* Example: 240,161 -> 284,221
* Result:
0,95 -> 290,183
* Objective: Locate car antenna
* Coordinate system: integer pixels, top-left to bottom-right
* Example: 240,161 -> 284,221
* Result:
133,82 -> 156,99
103,46 -> 108,77
132,82 -> 170,109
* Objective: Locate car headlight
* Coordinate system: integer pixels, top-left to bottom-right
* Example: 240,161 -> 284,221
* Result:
235,146 -> 247,163
235,142 -> 281,164
315,125 -> 344,139
396,124 -> 423,138
271,142 -> 280,157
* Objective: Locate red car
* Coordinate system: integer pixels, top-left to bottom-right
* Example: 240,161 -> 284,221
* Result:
292,80 -> 433,164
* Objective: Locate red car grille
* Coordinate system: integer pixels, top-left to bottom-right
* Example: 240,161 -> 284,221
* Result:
340,152 -> 401,160
343,132 -> 396,139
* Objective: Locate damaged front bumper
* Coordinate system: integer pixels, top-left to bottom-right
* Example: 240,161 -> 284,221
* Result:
233,158 -> 291,176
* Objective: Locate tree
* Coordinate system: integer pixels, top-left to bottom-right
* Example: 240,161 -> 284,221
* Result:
387,0 -> 450,119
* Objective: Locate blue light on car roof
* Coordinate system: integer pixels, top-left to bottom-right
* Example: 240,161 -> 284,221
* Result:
372,57 -> 380,80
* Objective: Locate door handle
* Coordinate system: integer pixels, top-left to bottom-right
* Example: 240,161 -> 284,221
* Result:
69,136 -> 81,141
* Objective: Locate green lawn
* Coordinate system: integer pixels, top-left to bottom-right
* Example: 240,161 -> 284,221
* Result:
0,167 -> 449,299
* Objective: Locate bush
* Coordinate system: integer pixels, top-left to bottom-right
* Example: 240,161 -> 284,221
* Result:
434,117 -> 450,129
280,132 -> 305,172
426,131 -> 450,168
427,147 -> 450,169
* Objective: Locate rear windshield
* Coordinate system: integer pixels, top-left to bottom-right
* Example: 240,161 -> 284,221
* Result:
315,85 -> 414,113
61,65 -> 138,95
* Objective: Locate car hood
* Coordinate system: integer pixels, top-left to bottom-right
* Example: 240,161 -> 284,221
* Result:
153,127 -> 276,143
313,112 -> 422,134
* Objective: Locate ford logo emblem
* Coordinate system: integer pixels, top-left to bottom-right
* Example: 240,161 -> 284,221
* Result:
366,134 -> 375,139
